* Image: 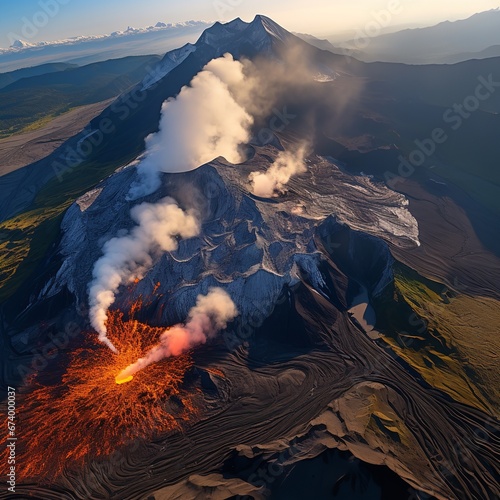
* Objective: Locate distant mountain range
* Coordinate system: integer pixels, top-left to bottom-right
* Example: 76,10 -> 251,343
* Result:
339,9 -> 500,64
0,62 -> 76,90
445,44 -> 500,64
3,10 -> 500,73
1,21 -> 210,53
294,32 -> 365,59
0,21 -> 212,73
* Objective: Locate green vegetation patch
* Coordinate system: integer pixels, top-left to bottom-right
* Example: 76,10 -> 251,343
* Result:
0,55 -> 160,138
0,147 -> 137,303
0,204 -> 69,301
374,263 -> 498,415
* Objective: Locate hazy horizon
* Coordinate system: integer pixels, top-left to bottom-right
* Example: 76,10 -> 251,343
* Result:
1,1 -> 499,49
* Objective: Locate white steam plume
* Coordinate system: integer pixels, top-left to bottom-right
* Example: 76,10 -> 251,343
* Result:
249,145 -> 308,198
88,197 -> 200,351
115,288 -> 238,381
128,53 -> 253,199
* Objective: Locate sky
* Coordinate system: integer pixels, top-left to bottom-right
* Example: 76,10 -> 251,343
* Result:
1,0 -> 499,47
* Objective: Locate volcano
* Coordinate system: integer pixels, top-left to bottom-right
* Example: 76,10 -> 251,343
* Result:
1,14 -> 499,500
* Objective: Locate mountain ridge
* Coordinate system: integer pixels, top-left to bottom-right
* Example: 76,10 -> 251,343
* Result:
342,8 -> 500,63
2,20 -> 212,53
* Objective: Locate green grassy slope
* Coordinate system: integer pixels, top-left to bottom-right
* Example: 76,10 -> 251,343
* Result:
0,62 -> 77,90
373,264 -> 499,415
0,55 -> 160,138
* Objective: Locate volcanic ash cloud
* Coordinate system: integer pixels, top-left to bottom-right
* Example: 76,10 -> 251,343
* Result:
88,197 -> 200,352
128,53 -> 253,199
89,54 -> 253,350
115,288 -> 238,382
249,145 -> 308,198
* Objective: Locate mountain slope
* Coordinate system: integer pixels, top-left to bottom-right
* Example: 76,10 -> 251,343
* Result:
345,9 -> 500,63
445,44 -> 500,63
0,62 -> 77,90
0,55 -> 160,137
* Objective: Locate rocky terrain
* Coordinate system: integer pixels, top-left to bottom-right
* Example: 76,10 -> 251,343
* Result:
1,15 -> 499,500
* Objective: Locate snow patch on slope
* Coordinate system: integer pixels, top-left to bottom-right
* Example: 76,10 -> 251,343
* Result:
142,43 -> 196,90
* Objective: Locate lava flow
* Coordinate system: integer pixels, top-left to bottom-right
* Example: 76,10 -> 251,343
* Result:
10,302 -> 197,481
116,374 -> 134,384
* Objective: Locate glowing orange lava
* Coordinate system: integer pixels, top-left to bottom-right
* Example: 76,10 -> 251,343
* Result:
6,303 -> 198,481
115,374 -> 134,384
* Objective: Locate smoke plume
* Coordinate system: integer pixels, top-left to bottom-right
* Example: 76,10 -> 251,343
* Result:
88,197 -> 200,351
88,44 -> 363,351
89,55 -> 253,350
116,288 -> 237,381
249,145 -> 308,197
128,53 -> 253,199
